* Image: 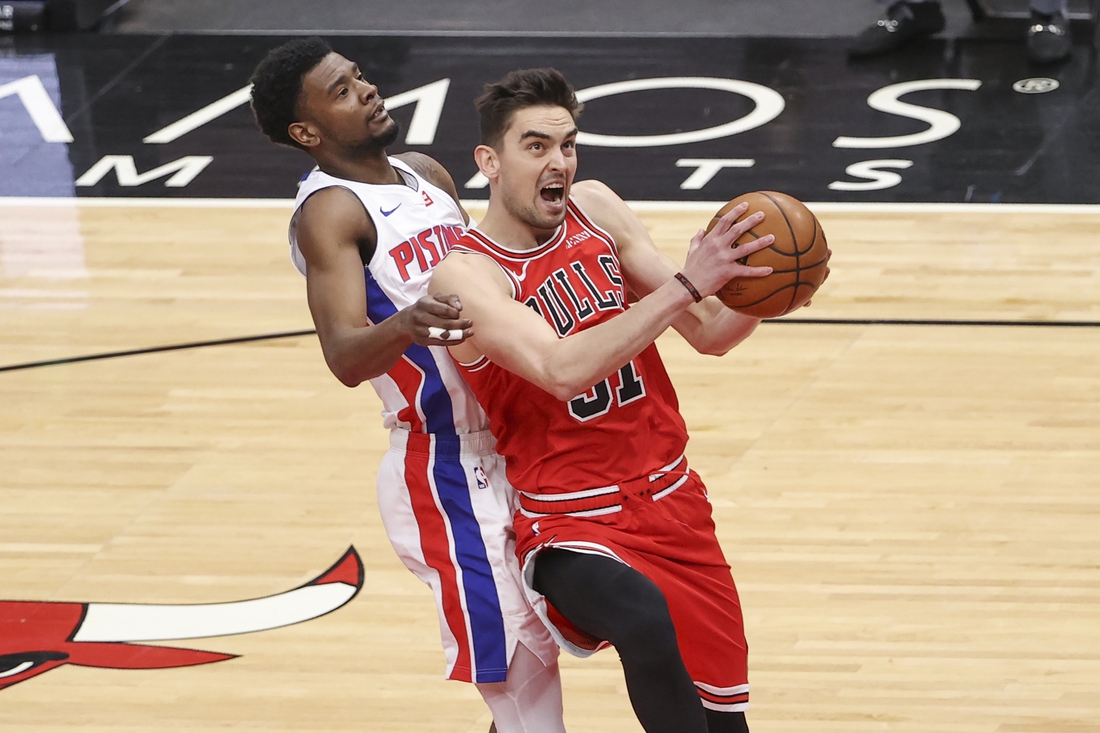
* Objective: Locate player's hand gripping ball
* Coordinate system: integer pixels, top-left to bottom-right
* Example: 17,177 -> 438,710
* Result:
706,191 -> 829,318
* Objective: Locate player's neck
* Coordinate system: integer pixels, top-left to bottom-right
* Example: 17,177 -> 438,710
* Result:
478,201 -> 560,252
314,149 -> 403,186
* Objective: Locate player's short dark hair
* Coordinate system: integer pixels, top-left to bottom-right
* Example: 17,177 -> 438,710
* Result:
250,37 -> 333,147
475,68 -> 583,148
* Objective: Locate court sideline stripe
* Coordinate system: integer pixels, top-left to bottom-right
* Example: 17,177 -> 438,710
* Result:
0,330 -> 316,373
2,319 -> 1096,374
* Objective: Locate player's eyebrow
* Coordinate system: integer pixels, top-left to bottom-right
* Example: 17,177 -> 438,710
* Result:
326,65 -> 360,96
519,127 -> 578,141
326,73 -> 349,95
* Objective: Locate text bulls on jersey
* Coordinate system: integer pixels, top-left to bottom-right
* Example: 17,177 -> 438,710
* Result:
524,255 -> 625,337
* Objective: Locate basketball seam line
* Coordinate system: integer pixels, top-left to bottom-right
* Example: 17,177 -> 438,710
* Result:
760,191 -> 802,316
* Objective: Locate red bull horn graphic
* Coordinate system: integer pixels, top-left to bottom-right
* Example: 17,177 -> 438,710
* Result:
0,547 -> 363,691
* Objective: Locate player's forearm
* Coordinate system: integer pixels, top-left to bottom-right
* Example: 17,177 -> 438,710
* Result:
320,317 -> 412,387
534,277 -> 695,400
675,299 -> 761,356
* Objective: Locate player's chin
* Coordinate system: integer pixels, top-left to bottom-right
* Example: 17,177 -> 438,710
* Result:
370,116 -> 401,147
534,198 -> 567,224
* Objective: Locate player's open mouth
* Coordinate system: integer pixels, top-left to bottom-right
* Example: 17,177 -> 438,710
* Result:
540,183 -> 564,204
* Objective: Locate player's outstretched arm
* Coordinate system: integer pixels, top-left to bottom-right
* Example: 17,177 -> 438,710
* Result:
295,187 -> 472,387
570,180 -> 771,355
429,212 -> 766,401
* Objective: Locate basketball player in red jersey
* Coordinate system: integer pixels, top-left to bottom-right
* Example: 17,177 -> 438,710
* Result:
250,40 -> 564,733
430,69 -> 794,733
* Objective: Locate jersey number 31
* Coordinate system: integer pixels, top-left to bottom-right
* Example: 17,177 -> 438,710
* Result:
568,360 -> 646,422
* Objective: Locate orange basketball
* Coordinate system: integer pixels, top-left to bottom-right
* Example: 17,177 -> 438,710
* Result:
705,191 -> 828,318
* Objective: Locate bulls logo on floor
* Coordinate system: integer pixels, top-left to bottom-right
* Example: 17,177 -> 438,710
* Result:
0,548 -> 363,691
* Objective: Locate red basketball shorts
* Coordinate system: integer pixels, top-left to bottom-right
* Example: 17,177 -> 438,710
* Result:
514,460 -> 750,712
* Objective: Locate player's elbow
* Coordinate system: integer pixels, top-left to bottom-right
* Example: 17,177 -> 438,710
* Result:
336,372 -> 364,388
698,342 -> 733,357
323,347 -> 369,388
329,359 -> 365,388
532,368 -> 582,402
681,329 -> 732,357
695,330 -> 754,357
547,382 -> 582,402
316,327 -> 385,387
543,370 -> 601,402
688,316 -> 759,356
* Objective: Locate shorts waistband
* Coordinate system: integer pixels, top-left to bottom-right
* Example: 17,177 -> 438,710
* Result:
518,455 -> 690,518
389,429 -> 498,456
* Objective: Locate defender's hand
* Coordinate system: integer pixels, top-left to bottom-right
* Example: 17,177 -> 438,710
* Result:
401,294 -> 474,345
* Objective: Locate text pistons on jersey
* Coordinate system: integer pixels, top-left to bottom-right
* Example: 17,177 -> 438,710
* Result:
524,255 -> 626,337
389,225 -> 465,282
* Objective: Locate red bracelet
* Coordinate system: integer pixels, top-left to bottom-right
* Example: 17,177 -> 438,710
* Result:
674,272 -> 703,303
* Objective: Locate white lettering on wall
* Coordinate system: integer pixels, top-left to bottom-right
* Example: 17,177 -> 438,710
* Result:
144,79 -> 451,146
675,158 -> 755,190
574,77 -> 785,148
0,75 -> 74,143
75,155 -> 214,187
833,79 -> 982,149
828,159 -> 915,191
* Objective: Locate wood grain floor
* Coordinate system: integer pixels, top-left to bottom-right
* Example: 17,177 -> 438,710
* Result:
0,200 -> 1097,732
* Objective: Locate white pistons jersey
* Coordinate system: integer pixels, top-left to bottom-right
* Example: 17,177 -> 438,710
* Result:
290,158 -> 489,435
288,160 -> 559,686
376,429 -> 558,685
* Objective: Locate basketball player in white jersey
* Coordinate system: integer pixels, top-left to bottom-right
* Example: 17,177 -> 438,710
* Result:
249,38 -> 564,733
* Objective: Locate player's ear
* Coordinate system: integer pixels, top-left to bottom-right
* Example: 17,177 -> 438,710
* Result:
473,144 -> 499,181
289,121 -> 321,149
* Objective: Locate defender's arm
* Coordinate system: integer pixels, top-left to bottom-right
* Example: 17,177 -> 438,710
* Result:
295,186 -> 471,387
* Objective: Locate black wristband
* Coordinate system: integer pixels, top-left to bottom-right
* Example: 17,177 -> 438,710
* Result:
674,272 -> 703,303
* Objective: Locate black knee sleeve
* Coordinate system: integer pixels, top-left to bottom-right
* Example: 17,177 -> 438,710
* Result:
533,549 -> 709,733
533,548 -> 679,663
603,577 -> 680,666
705,709 -> 749,733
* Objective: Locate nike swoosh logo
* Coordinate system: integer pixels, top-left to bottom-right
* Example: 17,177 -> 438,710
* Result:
380,204 -> 401,217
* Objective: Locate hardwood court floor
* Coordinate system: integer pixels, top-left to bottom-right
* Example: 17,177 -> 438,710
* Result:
0,201 -> 1098,732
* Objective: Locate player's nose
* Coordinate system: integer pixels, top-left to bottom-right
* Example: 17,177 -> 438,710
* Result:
357,80 -> 378,102
547,145 -> 568,170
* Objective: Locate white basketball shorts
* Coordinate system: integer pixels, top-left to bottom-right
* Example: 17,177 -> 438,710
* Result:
377,429 -> 557,683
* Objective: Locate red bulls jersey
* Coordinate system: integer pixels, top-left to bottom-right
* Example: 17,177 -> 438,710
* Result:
453,199 -> 688,496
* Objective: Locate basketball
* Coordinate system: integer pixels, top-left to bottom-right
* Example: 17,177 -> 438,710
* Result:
705,191 -> 829,318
